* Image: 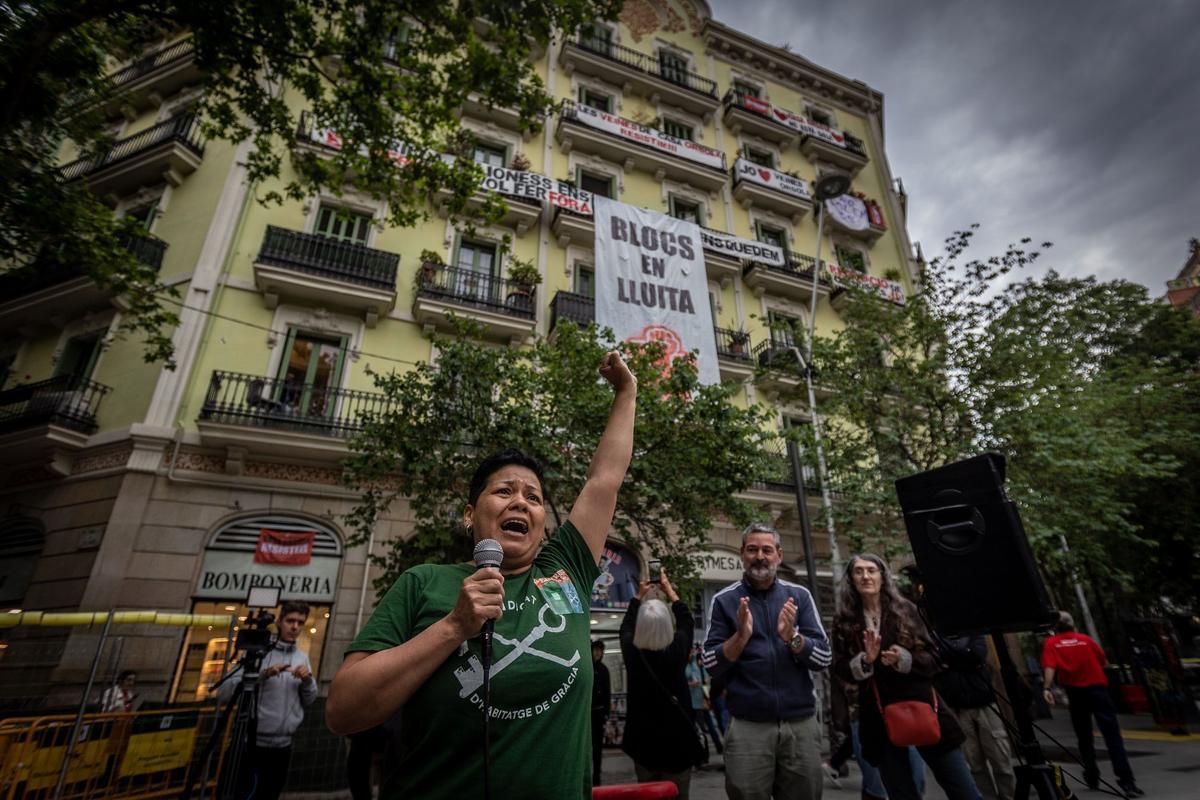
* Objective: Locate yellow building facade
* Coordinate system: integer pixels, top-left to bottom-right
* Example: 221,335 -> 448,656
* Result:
0,0 -> 919,713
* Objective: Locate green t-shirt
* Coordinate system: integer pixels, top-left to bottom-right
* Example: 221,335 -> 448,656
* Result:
348,521 -> 600,800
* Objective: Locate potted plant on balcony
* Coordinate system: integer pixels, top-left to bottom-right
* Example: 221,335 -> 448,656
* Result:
505,256 -> 541,313
728,330 -> 750,357
417,249 -> 445,290
510,152 -> 531,172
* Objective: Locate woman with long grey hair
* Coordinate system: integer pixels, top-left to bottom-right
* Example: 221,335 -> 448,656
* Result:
832,553 -> 980,800
618,570 -> 701,798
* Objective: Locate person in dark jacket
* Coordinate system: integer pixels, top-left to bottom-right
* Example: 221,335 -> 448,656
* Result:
832,554 -> 980,800
934,634 -> 1015,799
619,570 -> 699,799
591,639 -> 612,785
703,522 -> 831,800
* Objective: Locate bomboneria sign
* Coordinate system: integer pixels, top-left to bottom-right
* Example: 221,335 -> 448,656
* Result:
195,549 -> 339,603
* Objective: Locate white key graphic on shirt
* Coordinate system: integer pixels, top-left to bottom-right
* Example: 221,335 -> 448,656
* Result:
453,602 -> 580,697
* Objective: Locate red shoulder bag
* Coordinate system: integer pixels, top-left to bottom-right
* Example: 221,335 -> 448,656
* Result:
871,677 -> 941,747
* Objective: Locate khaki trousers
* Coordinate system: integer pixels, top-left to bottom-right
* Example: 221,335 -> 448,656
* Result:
957,705 -> 1016,799
723,715 -> 822,800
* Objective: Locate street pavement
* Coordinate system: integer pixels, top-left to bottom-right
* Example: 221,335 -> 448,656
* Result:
597,712 -> 1200,799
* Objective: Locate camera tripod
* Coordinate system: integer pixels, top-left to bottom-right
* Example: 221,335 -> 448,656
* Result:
183,615 -> 274,800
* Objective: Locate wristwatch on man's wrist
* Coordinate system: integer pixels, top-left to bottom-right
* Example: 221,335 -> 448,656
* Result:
789,632 -> 805,653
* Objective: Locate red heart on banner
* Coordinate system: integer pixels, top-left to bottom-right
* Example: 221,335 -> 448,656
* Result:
758,169 -> 772,182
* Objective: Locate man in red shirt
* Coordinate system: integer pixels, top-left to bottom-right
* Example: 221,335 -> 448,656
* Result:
1041,612 -> 1142,797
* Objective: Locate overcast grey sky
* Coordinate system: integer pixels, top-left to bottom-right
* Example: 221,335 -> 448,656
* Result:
710,0 -> 1200,292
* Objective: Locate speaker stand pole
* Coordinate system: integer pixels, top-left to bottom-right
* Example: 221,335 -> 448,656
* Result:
991,632 -> 1067,800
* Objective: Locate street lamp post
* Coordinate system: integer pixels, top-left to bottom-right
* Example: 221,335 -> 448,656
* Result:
803,172 -> 851,610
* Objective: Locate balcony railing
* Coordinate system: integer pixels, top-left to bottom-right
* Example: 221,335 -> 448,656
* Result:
568,35 -> 717,98
256,226 -> 399,290
715,327 -> 752,361
550,290 -> 595,330
199,371 -> 393,439
59,114 -> 204,182
0,231 -> 167,299
724,89 -> 867,156
744,252 -> 819,280
753,338 -> 805,372
416,263 -> 536,320
842,132 -> 867,157
752,438 -> 817,493
106,39 -> 195,92
0,375 -> 110,435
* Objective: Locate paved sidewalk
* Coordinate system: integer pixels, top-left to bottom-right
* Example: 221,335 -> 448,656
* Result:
597,712 -> 1200,799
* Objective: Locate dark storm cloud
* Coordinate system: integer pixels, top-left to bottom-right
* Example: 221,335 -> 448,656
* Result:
711,0 -> 1200,291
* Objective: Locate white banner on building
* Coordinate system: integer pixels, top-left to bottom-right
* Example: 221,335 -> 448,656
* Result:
594,197 -> 720,385
827,263 -> 906,305
698,228 -> 785,267
567,104 -> 726,170
732,158 -> 812,202
478,165 -> 595,214
770,106 -> 849,148
825,193 -> 870,231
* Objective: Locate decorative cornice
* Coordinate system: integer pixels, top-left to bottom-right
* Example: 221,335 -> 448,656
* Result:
702,20 -> 884,118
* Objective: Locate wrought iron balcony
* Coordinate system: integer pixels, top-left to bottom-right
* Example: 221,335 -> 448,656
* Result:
256,226 -> 399,290
566,35 -> 717,98
753,338 -> 805,373
751,438 -> 817,494
60,114 -> 204,182
199,371 -> 392,439
549,290 -> 595,331
557,101 -> 727,191
715,327 -> 753,361
0,231 -> 166,300
0,375 -> 110,435
415,263 -> 537,320
106,39 -> 196,92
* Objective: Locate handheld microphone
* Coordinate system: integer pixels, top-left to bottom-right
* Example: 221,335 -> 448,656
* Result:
473,538 -> 504,649
472,538 -> 503,800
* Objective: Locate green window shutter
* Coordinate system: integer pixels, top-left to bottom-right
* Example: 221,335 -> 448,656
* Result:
316,206 -> 371,244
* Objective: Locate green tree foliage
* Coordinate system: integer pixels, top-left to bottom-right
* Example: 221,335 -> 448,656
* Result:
343,321 -> 774,593
809,227 -> 1200,611
0,0 -> 618,363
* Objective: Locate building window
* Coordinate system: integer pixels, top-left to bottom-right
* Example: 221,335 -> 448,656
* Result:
55,333 -> 103,384
276,330 -> 348,418
574,265 -> 595,297
733,80 -> 760,99
578,169 -> 614,198
579,87 -> 613,113
661,118 -> 694,142
315,205 -> 372,245
835,244 -> 867,273
472,142 -> 508,168
743,145 -> 774,168
756,222 -> 788,256
579,23 -> 612,54
669,195 -> 703,226
124,202 -> 160,232
456,239 -> 498,275
807,106 -> 834,127
658,50 -> 690,85
768,310 -> 803,348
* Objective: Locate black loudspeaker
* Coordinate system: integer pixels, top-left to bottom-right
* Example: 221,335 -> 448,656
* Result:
894,453 -> 1057,635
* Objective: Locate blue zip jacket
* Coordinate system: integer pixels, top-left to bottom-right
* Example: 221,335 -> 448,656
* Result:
702,577 -> 831,722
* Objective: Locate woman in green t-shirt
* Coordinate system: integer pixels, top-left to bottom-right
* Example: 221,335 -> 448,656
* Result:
326,352 -> 637,800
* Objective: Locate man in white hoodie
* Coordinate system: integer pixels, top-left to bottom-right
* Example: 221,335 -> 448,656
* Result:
219,601 -> 317,800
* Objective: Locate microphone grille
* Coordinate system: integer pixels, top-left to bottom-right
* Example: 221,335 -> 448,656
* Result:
473,538 -> 504,570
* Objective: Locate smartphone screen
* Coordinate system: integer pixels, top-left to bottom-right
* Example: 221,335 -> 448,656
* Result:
649,559 -> 662,583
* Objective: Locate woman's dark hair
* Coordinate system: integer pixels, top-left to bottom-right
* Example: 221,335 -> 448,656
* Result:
468,449 -> 546,506
833,553 -> 923,654
118,670 -> 136,682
